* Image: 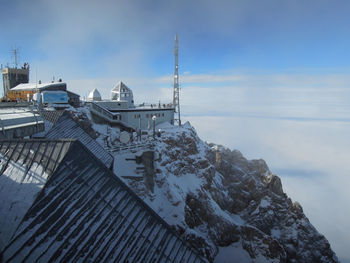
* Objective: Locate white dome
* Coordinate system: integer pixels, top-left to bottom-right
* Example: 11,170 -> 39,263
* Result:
88,88 -> 101,101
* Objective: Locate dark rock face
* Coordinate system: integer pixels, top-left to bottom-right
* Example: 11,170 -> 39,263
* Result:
267,174 -> 284,196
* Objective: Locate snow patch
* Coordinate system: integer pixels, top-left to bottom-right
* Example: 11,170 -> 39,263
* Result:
215,242 -> 251,263
0,154 -> 48,250
260,198 -> 271,208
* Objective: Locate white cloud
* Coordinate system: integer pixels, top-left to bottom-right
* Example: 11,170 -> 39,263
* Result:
184,114 -> 350,261
177,71 -> 350,261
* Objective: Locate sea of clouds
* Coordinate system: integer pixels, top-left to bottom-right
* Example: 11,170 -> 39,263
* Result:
70,71 -> 350,262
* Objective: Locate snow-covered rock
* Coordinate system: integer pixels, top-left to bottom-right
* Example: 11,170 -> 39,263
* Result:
79,107 -> 338,263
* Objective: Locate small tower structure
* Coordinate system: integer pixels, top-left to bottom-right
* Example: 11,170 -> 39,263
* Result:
1,48 -> 29,97
173,34 -> 181,126
111,81 -> 134,107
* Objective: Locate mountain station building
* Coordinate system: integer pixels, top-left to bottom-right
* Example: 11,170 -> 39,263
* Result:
87,82 -> 174,131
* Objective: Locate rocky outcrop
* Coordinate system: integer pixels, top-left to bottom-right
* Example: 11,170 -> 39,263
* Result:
103,122 -> 338,263
158,123 -> 338,262
67,109 -> 98,139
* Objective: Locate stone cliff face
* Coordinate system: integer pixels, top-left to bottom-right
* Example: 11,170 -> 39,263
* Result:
106,121 -> 338,263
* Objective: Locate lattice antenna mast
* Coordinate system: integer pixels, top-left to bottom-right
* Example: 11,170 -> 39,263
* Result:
173,34 -> 181,126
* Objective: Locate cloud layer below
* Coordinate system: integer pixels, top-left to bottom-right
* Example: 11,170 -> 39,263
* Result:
68,70 -> 350,262
68,70 -> 350,261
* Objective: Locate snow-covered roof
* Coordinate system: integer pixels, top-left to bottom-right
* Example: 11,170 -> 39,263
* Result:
0,139 -> 205,262
0,140 -> 74,250
11,82 -> 67,91
88,88 -> 102,101
0,108 -> 44,138
0,108 -> 43,127
45,112 -> 114,169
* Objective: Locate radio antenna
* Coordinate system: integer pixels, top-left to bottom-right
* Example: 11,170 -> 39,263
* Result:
173,34 -> 181,126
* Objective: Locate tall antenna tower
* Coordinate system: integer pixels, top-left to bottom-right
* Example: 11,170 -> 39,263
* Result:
173,34 -> 181,126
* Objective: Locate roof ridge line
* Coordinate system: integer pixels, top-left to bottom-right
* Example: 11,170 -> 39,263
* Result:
0,138 -> 78,143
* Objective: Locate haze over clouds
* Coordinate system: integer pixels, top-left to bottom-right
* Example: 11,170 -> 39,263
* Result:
1,0 -> 350,261
177,71 -> 350,262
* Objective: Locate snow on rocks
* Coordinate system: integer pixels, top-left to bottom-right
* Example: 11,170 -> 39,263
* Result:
84,113 -> 338,263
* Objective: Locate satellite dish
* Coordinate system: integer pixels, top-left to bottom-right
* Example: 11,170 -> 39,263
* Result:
120,131 -> 130,144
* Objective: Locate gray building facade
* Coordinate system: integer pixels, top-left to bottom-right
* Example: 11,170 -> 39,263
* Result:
1,66 -> 29,96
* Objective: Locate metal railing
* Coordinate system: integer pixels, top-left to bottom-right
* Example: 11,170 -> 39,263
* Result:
107,141 -> 155,153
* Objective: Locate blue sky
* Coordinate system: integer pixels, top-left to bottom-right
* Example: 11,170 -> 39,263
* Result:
2,0 -> 350,80
1,0 -> 350,261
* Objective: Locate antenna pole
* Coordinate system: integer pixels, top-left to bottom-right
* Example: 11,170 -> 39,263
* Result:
13,48 -> 18,69
173,34 -> 181,126
12,48 -> 19,82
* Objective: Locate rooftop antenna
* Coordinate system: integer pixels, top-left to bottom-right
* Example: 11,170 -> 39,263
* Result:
12,47 -> 19,82
173,34 -> 181,126
12,47 -> 19,69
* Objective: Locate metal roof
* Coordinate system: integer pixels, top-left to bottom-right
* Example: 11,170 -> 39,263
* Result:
0,140 -> 74,250
0,108 -> 45,139
38,110 -> 65,124
0,139 -> 206,263
45,112 -> 114,169
11,82 -> 67,91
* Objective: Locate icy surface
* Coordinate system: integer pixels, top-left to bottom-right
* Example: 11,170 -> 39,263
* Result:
0,153 -> 48,250
214,242 -> 262,263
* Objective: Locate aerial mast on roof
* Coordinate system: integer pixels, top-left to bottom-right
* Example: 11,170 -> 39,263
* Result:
12,48 -> 19,82
12,48 -> 19,69
173,34 -> 181,126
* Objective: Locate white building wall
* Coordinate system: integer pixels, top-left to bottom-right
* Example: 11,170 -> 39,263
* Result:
120,109 -> 174,130
88,101 -> 174,130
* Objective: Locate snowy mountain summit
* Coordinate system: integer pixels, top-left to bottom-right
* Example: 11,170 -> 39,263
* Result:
104,120 -> 338,263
